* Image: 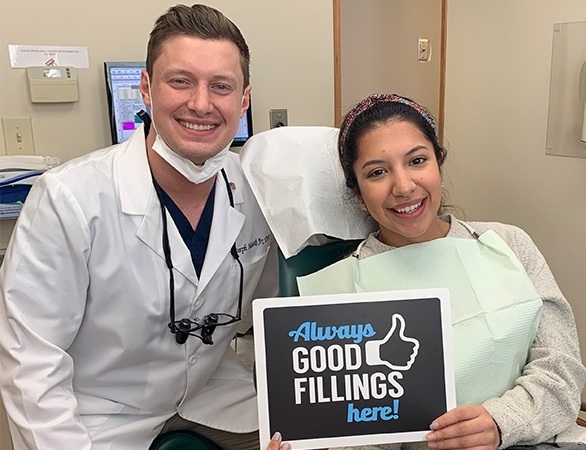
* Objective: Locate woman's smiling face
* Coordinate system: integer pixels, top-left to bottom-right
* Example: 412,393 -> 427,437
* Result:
353,119 -> 448,247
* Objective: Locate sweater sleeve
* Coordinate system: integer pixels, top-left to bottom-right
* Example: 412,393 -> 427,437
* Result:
481,225 -> 586,447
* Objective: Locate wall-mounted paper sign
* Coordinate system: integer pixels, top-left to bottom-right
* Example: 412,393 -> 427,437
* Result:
253,288 -> 456,450
9,45 -> 89,69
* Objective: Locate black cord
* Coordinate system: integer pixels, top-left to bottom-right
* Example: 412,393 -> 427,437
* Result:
152,168 -> 243,344
221,169 -> 244,319
151,175 -> 177,328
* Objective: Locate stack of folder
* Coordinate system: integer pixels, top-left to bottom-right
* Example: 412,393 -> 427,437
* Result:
0,155 -> 61,219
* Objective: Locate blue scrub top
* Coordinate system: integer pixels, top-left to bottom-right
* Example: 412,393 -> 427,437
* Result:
159,184 -> 216,278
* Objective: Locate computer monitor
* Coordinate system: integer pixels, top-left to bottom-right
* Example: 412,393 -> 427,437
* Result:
104,61 -> 253,146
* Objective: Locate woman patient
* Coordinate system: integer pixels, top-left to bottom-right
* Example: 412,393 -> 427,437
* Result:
268,94 -> 586,450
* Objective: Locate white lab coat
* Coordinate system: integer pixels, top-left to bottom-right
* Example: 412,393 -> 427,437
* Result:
0,127 -> 278,449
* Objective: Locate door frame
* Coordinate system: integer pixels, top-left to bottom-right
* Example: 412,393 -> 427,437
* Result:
333,0 -> 447,144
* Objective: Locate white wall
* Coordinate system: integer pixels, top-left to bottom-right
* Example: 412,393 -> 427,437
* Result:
444,0 -> 586,363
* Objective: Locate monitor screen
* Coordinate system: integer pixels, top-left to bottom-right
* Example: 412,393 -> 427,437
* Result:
104,61 -> 253,146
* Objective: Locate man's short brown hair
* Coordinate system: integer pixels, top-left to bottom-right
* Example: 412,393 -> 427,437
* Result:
146,4 -> 250,87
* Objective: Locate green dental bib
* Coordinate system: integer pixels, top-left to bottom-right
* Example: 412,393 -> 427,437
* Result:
297,226 -> 542,406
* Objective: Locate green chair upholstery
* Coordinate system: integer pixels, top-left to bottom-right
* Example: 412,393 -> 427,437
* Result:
149,430 -> 222,450
278,239 -> 362,297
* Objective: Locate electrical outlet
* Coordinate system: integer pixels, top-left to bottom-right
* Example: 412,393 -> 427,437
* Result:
2,117 -> 35,155
269,109 -> 288,129
418,37 -> 431,62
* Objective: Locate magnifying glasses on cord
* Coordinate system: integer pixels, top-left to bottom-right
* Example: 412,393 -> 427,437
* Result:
152,168 -> 244,345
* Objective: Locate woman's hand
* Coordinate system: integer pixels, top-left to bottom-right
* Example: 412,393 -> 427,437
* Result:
426,405 -> 500,450
266,432 -> 292,450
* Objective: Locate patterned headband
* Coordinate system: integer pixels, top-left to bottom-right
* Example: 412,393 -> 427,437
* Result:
338,94 -> 439,151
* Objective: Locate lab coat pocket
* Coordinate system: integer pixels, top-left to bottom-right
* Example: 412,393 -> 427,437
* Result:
77,392 -> 125,437
241,242 -> 271,291
204,242 -> 272,329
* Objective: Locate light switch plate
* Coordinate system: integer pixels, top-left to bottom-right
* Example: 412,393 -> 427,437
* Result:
418,37 -> 431,62
2,117 -> 35,155
269,109 -> 288,128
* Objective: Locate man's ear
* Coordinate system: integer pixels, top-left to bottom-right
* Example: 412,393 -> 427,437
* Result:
139,69 -> 152,107
240,85 -> 251,118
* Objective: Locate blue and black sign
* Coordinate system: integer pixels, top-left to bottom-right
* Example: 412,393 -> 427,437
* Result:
253,288 -> 455,449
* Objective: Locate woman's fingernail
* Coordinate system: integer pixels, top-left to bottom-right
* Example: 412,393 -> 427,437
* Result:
271,431 -> 282,441
430,421 -> 439,430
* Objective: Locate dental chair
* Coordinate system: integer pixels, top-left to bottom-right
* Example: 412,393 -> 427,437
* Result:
149,430 -> 221,450
277,240 -> 361,297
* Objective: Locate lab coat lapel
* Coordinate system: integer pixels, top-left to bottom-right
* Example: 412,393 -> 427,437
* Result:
136,191 -> 199,287
116,126 -> 199,287
197,174 -> 245,295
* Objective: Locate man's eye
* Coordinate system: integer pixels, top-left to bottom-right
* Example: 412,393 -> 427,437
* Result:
213,84 -> 232,93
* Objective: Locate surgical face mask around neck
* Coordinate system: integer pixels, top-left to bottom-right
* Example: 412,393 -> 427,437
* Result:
147,74 -> 230,184
152,134 -> 230,184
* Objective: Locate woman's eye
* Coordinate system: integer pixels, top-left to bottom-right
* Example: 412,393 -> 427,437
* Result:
411,156 -> 427,166
368,168 -> 386,178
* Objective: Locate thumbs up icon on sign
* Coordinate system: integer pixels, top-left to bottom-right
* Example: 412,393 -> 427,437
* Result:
365,314 -> 419,370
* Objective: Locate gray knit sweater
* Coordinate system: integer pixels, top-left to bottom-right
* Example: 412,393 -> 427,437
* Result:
331,215 -> 586,450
